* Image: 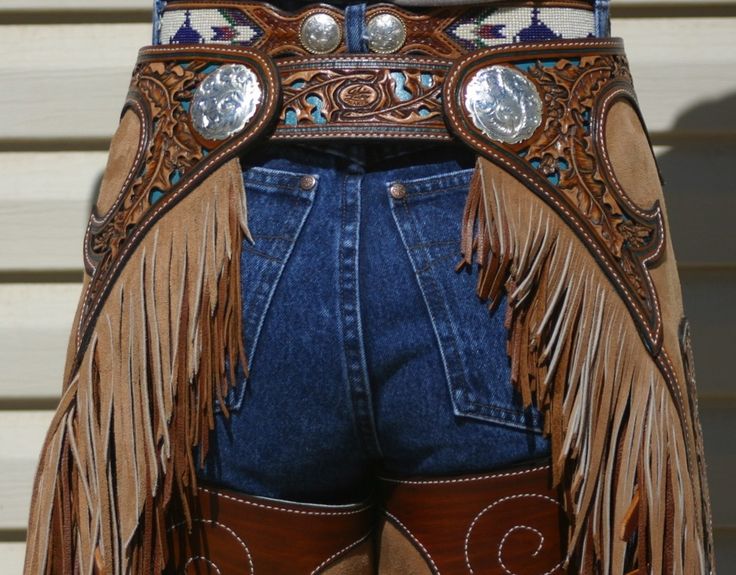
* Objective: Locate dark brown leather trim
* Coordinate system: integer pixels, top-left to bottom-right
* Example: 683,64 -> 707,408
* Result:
377,461 -> 568,574
165,481 -> 376,574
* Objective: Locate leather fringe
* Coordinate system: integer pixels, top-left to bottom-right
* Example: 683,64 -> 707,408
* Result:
457,156 -> 709,574
24,158 -> 252,574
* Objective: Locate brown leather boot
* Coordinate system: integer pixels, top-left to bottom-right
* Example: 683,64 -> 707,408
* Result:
164,481 -> 377,574
375,461 -> 569,574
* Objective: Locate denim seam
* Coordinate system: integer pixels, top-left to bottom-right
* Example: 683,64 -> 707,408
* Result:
403,183 -> 474,198
396,188 -> 544,432
240,246 -> 283,263
217,179 -> 317,413
389,197 -> 469,409
398,168 -> 476,191
594,0 -> 611,37
403,202 -> 476,388
339,173 -> 384,459
407,240 -> 458,250
153,0 -> 166,45
345,3 -> 368,53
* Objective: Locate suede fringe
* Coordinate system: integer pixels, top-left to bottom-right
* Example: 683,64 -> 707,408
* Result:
24,158 -> 252,574
456,156 -> 708,574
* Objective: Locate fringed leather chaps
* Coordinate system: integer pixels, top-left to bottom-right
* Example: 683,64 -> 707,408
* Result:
23,13 -> 715,575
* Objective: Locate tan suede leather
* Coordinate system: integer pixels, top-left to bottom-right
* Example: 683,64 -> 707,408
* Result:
376,519 -> 433,575
320,538 -> 376,574
605,101 -> 662,210
605,100 -> 691,424
95,109 -> 141,215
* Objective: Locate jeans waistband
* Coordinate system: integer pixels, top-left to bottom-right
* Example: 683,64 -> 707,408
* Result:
152,1 -> 609,49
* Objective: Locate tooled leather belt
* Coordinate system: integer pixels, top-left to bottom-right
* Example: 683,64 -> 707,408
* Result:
147,0 -> 598,141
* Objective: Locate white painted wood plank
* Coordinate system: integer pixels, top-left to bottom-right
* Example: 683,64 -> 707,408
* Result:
0,544 -> 26,575
0,284 -> 82,400
0,24 -> 149,141
0,407 -> 733,530
0,19 -> 734,139
612,17 -> 736,136
0,153 -> 107,272
0,411 -> 54,530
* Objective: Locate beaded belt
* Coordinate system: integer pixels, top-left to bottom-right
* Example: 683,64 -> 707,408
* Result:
159,1 -> 597,56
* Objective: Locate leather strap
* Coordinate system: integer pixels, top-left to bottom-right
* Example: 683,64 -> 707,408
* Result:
377,462 -> 569,574
165,482 -> 376,573
271,53 -> 453,141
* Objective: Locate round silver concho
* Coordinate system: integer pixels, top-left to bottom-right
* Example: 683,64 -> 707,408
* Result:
300,12 -> 342,54
191,64 -> 262,141
463,65 -> 542,145
365,13 -> 406,53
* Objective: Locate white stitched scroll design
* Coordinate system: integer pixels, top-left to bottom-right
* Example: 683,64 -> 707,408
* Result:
184,557 -> 223,574
464,493 -> 564,575
168,518 -> 255,574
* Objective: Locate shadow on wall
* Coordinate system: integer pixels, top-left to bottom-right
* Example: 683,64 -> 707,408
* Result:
654,92 -> 736,265
652,92 -> 736,398
654,92 -> 736,570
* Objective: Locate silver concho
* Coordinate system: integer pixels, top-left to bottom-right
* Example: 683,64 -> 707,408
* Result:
191,64 -> 262,141
300,12 -> 342,54
463,65 -> 542,145
365,13 -> 406,53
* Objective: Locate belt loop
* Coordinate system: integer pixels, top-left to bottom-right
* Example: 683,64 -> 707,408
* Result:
594,0 -> 611,38
345,2 -> 368,53
153,0 -> 167,45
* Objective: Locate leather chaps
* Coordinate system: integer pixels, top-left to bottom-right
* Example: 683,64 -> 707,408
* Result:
165,461 -> 567,574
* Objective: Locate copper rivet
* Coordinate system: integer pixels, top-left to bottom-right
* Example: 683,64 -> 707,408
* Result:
389,182 -> 407,199
300,175 -> 317,190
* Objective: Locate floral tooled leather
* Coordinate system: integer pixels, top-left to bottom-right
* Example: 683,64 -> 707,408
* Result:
443,39 -> 666,354
273,54 -> 452,140
76,45 -> 281,363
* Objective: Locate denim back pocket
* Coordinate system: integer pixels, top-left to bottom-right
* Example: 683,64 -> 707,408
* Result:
216,164 -> 318,413
388,167 -> 544,432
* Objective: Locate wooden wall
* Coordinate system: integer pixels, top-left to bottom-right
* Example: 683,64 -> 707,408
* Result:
1,1 -> 734,571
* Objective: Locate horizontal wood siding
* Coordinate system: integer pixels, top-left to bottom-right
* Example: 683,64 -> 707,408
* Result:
0,2 -> 733,573
1,19 -> 734,140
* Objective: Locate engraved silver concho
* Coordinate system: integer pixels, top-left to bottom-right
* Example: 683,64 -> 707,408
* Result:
191,64 -> 262,141
300,12 -> 342,54
365,13 -> 406,53
463,65 -> 542,145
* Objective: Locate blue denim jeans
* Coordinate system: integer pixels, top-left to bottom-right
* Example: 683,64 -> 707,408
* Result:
148,0 -> 619,505
191,138 -> 552,504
